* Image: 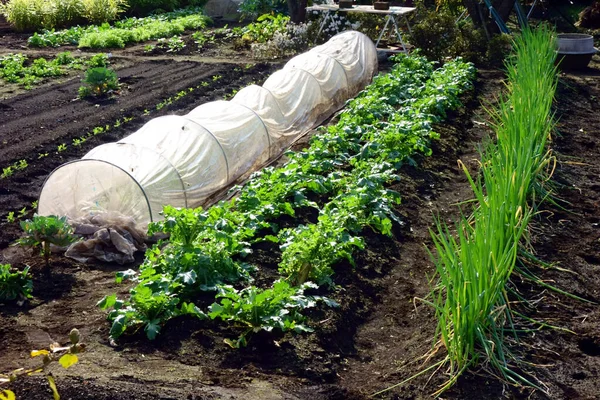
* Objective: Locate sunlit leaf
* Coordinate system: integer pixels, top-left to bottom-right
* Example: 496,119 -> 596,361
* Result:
58,353 -> 78,369
30,349 -> 50,357
47,375 -> 60,400
0,390 -> 16,400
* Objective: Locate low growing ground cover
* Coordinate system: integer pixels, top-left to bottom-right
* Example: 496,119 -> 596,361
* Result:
27,7 -> 210,48
0,52 -> 108,89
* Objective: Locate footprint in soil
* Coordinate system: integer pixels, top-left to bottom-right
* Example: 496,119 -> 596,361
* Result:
578,336 -> 600,356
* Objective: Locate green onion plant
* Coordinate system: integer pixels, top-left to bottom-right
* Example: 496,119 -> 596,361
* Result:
426,26 -> 558,396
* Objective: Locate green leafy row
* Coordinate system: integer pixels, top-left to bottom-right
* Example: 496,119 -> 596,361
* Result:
427,27 -> 558,396
0,52 -> 108,89
99,53 -> 475,345
28,7 -> 210,48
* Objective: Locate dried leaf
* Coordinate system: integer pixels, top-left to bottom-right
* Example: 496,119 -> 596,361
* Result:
30,349 -> 50,357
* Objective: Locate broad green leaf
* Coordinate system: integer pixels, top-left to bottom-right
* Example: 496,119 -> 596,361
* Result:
178,270 -> 196,285
180,302 -> 206,319
145,320 -> 160,340
109,314 -> 127,339
96,294 -> 116,309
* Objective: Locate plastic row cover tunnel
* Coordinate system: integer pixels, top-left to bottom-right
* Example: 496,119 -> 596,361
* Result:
38,31 -> 378,227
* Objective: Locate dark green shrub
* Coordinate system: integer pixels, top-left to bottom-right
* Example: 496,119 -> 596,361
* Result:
126,0 -> 207,16
409,9 -> 490,64
486,33 -> 513,66
78,66 -> 120,98
238,0 -> 287,19
127,0 -> 179,16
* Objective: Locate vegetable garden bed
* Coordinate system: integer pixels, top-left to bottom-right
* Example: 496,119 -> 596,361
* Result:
1,21 -> 600,400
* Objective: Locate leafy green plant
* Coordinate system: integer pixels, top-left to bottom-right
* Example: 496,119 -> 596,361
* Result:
0,264 -> 32,302
98,287 -> 205,340
16,215 -> 77,268
155,35 -> 185,52
0,53 -> 64,89
0,52 -> 97,89
17,207 -> 27,219
81,0 -> 126,24
54,51 -> 75,65
86,53 -> 109,67
234,13 -> 289,47
209,280 -> 336,348
0,159 -> 29,179
77,13 -> 209,49
278,215 -> 364,286
27,6 -> 211,48
78,66 -> 119,98
100,52 -> 475,345
191,30 -> 211,48
1,166 -> 13,179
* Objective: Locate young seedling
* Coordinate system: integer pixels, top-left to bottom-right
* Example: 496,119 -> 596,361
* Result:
16,215 -> 76,270
78,67 -> 120,99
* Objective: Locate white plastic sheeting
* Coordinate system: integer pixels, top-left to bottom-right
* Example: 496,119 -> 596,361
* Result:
38,31 -> 378,226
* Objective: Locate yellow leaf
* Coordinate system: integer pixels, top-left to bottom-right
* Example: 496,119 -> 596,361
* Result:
47,375 -> 60,400
26,368 -> 44,375
58,353 -> 78,369
0,390 -> 16,400
30,350 -> 50,357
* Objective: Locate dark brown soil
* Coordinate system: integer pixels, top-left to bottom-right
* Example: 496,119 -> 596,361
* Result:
1,26 -> 600,399
0,58 -> 278,248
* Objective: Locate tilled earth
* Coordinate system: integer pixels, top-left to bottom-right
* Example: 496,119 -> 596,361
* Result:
0,25 -> 599,399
